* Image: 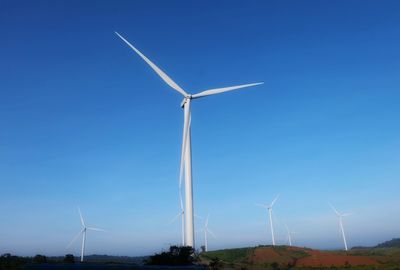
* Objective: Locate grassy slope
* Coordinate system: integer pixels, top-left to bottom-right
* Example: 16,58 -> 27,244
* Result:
348,247 -> 400,266
201,247 -> 255,264
200,245 -> 309,269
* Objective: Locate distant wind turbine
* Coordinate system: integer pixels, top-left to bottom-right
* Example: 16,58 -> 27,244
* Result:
284,224 -> 297,247
67,207 -> 105,262
330,203 -> 352,251
115,32 -> 263,247
256,194 -> 280,246
168,190 -> 185,246
200,214 -> 215,252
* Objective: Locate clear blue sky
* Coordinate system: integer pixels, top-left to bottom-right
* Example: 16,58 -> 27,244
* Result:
1,0 -> 399,256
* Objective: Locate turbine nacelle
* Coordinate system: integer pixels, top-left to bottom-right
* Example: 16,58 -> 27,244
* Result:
180,95 -> 192,108
329,203 -> 352,218
256,194 -> 280,210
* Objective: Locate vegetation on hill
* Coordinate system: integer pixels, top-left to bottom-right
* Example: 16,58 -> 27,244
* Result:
375,238 -> 400,248
0,253 -> 146,269
145,245 -> 195,266
0,253 -> 29,270
63,254 -> 75,264
202,247 -> 255,264
75,254 -> 146,264
351,238 -> 400,250
2,239 -> 400,269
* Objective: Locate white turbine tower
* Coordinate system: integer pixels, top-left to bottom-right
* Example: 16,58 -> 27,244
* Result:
330,204 -> 352,251
256,194 -> 279,246
284,224 -> 297,247
168,190 -> 185,246
201,214 -> 215,252
115,32 -> 263,248
67,207 -> 105,262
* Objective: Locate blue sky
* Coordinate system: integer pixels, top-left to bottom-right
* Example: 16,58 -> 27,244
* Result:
0,0 -> 399,256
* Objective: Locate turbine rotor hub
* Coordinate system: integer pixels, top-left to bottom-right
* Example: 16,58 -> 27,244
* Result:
180,95 -> 192,108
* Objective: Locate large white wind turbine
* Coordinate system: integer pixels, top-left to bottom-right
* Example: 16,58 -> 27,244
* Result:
115,32 -> 263,247
330,204 -> 352,251
201,214 -> 215,252
67,207 -> 105,262
168,190 -> 185,246
256,194 -> 280,246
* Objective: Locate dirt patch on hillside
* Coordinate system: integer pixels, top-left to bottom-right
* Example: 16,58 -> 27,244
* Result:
205,246 -> 382,269
249,247 -> 292,265
296,250 -> 378,267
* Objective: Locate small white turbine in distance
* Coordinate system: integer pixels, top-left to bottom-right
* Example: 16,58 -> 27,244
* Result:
256,194 -> 280,246
201,214 -> 216,252
168,190 -> 185,246
67,207 -> 106,262
330,203 -> 352,251
284,224 -> 297,247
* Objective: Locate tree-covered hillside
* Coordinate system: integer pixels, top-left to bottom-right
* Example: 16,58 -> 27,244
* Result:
375,238 -> 400,248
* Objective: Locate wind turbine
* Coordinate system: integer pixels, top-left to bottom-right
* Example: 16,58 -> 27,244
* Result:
115,32 -> 263,247
284,224 -> 297,247
67,207 -> 105,262
168,190 -> 185,246
256,194 -> 279,246
330,203 -> 352,251
201,214 -> 215,252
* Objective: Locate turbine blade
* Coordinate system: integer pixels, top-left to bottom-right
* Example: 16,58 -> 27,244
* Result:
329,203 -> 340,216
271,208 -> 279,223
205,214 -> 210,227
194,214 -> 203,220
179,189 -> 184,211
270,194 -> 280,207
179,100 -> 191,188
78,207 -> 85,227
179,138 -> 185,189
87,227 -> 106,232
207,228 -> 216,239
115,32 -> 187,97
285,224 -> 290,233
67,229 -> 84,248
168,213 -> 182,225
192,82 -> 263,99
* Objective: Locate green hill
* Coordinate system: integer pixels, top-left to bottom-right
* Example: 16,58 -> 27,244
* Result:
375,238 -> 400,248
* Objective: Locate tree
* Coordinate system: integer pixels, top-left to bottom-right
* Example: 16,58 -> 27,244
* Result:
33,254 -> 47,264
63,254 -> 75,264
270,262 -> 279,270
0,253 -> 29,270
209,258 -> 223,270
145,246 -> 194,265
